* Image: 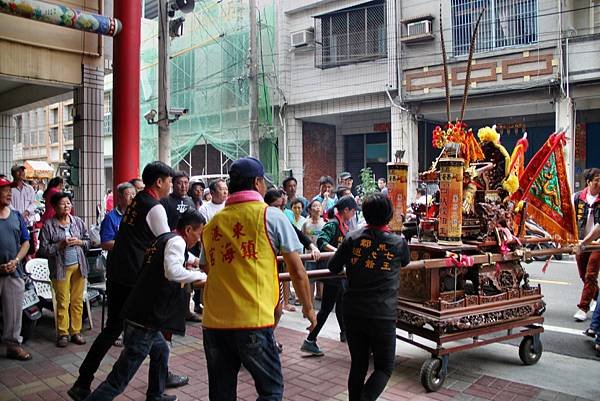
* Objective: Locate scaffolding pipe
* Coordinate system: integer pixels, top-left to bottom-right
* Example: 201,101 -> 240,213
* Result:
0,0 -> 121,36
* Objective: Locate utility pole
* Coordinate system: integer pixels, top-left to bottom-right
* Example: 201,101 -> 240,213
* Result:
248,0 -> 259,158
158,0 -> 171,165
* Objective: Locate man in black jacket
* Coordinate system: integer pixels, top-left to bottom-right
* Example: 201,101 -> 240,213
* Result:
83,210 -> 207,401
70,162 -> 190,401
161,171 -> 196,230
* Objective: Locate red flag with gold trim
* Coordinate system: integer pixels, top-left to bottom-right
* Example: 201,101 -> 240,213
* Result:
511,132 -> 578,243
509,133 -> 529,180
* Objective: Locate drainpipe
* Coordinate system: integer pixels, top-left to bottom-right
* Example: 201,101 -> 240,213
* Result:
0,0 -> 121,36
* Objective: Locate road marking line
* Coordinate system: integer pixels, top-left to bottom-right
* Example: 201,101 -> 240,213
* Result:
529,279 -> 571,285
549,260 -> 576,265
543,324 -> 588,336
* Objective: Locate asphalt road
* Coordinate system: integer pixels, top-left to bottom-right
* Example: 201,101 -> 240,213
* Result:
511,256 -> 599,361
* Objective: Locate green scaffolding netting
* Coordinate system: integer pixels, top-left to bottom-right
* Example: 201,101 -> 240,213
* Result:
139,0 -> 279,180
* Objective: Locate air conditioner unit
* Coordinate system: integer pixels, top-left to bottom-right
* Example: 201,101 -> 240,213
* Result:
291,29 -> 314,47
407,20 -> 432,36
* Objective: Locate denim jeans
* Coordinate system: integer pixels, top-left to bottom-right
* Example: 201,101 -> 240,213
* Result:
203,327 -> 283,401
345,318 -> 397,401
590,303 -> 600,346
84,322 -> 169,401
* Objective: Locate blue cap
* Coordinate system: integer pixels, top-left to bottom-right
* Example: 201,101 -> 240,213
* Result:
229,157 -> 265,178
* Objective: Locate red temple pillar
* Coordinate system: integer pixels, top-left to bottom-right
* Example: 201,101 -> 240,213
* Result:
112,1 -> 141,186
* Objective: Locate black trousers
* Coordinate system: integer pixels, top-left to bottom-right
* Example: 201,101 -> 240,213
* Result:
345,318 -> 396,401
75,280 -> 132,389
307,281 -> 344,342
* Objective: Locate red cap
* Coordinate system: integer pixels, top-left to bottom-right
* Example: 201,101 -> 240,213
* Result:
0,177 -> 15,188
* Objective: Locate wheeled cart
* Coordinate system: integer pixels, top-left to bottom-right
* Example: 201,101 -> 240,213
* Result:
396,316 -> 543,392
396,242 -> 545,392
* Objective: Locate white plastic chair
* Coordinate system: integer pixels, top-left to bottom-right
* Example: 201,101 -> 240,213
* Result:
25,258 -> 94,332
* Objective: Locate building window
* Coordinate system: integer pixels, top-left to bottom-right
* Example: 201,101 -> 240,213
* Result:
30,129 -> 38,146
63,104 -> 74,123
142,0 -> 158,20
315,0 -> 386,68
38,130 -> 46,146
63,125 -> 73,142
451,0 -> 538,56
37,108 -> 45,128
15,115 -> 22,143
49,127 -> 59,144
103,114 -> 112,135
49,108 -> 59,125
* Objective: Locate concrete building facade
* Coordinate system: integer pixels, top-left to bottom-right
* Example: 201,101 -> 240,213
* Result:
278,0 -> 417,199
279,0 -> 600,198
399,0 -> 600,191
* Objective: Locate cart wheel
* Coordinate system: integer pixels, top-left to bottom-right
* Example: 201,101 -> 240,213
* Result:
519,336 -> 542,365
420,357 -> 445,392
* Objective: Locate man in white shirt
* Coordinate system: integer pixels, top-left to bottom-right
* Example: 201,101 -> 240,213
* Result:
10,165 -> 36,227
198,178 -> 228,222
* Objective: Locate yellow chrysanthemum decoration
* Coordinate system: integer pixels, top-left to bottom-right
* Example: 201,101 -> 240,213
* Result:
515,200 -> 525,212
477,126 -> 500,143
502,174 -> 519,195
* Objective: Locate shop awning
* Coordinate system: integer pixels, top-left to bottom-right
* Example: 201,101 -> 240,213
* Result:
24,160 -> 54,180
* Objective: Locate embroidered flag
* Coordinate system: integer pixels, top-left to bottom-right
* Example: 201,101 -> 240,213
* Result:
509,133 -> 529,180
511,132 -> 578,243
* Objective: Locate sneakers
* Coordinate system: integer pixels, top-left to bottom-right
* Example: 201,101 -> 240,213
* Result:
276,341 -> 284,354
165,372 -> 189,388
67,384 -> 91,401
300,340 -> 324,356
574,308 -> 588,322
193,303 -> 203,314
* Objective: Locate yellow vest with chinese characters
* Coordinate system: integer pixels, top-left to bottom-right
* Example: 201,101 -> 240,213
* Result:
202,201 -> 278,329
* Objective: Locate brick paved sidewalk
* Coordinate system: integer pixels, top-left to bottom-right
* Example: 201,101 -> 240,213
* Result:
0,307 -> 593,401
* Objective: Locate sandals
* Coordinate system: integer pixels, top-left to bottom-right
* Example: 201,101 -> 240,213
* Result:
6,346 -> 32,361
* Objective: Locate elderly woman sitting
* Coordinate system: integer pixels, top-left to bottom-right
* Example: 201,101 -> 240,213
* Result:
38,192 -> 91,347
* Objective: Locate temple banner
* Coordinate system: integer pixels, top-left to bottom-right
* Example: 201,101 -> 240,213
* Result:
387,162 -> 408,231
438,158 -> 463,245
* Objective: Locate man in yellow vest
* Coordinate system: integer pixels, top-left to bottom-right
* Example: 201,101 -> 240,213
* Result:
201,157 -> 316,400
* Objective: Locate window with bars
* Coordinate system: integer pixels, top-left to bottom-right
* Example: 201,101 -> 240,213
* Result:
315,1 -> 386,68
451,0 -> 538,56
